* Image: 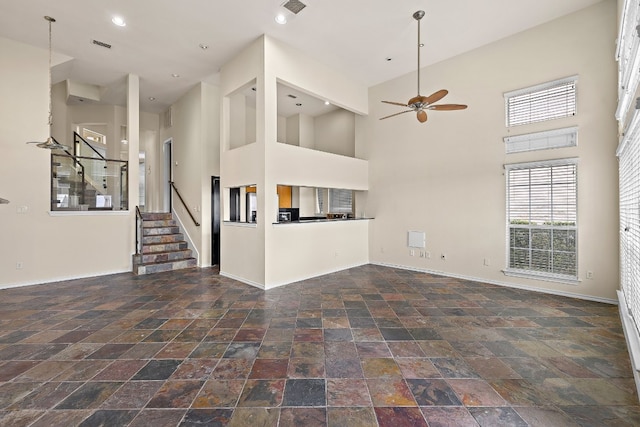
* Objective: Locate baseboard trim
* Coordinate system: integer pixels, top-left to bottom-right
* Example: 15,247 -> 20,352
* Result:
372,262 -> 617,305
219,271 -> 265,290
264,262 -> 369,290
618,290 -> 640,402
0,269 -> 130,291
220,262 -> 369,291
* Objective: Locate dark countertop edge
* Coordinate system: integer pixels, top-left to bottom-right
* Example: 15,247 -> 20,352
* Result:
272,218 -> 373,225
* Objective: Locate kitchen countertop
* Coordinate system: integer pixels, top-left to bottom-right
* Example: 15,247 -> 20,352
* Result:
273,217 -> 372,225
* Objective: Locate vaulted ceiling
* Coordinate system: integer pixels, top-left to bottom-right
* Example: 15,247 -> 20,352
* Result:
0,0 -> 603,113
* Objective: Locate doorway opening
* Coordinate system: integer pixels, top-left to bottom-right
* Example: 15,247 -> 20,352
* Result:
211,176 -> 220,266
163,138 -> 172,213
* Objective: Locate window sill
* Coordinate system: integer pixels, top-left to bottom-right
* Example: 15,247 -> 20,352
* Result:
503,268 -> 580,285
49,210 -> 130,217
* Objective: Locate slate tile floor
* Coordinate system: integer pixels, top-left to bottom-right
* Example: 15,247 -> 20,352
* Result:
0,265 -> 638,426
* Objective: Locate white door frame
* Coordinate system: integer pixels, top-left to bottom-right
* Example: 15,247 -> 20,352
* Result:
163,138 -> 172,212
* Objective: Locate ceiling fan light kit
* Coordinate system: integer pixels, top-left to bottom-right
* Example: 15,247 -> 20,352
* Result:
26,16 -> 70,150
380,10 -> 467,123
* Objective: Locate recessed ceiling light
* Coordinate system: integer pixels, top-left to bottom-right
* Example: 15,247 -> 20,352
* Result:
275,14 -> 287,24
386,57 -> 392,61
111,16 -> 126,27
171,73 -> 180,78
419,43 -> 424,47
148,97 -> 156,101
199,43 -> 209,50
296,103 -> 302,107
324,101 -> 330,106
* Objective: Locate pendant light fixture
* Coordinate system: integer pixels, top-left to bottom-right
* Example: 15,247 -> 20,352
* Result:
26,16 -> 69,150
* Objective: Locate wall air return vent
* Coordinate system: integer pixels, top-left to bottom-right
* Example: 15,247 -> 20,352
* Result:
91,39 -> 112,49
283,0 -> 306,14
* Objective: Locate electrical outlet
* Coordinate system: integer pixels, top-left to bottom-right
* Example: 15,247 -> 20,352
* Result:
425,251 -> 431,259
410,249 -> 415,256
16,262 -> 23,270
484,258 -> 490,266
441,253 -> 447,260
586,271 -> 593,279
17,206 -> 28,214
420,251 -> 425,258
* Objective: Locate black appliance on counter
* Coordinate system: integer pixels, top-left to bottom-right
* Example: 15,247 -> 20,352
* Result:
278,208 -> 299,222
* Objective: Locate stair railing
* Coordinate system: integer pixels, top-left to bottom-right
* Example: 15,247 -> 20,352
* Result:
74,131 -> 106,160
51,137 -> 87,208
74,131 -> 108,193
135,205 -> 143,255
170,181 -> 200,226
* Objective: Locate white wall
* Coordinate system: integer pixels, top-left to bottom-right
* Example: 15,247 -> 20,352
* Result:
364,1 -> 619,302
314,109 -> 356,157
219,35 -> 369,289
160,82 -> 220,267
0,37 -> 134,288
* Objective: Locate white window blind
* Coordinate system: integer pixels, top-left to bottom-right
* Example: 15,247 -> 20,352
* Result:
619,108 -> 640,342
506,159 -> 578,280
329,189 -> 353,213
615,0 -> 640,120
505,77 -> 577,127
504,127 -> 577,154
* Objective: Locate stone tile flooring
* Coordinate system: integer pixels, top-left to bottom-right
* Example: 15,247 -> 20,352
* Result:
0,265 -> 638,426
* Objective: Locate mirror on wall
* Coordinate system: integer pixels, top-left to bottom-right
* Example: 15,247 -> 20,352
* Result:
224,185 -> 257,223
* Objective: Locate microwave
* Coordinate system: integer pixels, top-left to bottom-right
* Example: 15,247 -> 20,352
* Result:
278,212 -> 291,222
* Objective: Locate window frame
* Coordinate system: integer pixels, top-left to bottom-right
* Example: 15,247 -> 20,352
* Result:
504,158 -> 579,284
504,76 -> 578,127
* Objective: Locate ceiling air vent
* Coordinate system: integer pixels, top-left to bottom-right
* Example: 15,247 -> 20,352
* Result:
283,0 -> 306,14
91,39 -> 112,49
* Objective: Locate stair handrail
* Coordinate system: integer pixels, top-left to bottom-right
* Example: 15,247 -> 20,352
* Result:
74,131 -> 107,160
135,205 -> 143,255
170,181 -> 200,226
51,138 -> 87,207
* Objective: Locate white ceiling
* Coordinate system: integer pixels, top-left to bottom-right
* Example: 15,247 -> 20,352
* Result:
0,0 -> 603,114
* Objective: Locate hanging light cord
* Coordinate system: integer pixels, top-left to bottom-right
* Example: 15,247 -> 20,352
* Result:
45,16 -> 55,130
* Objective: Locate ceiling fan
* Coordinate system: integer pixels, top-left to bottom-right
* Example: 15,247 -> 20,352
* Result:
380,10 -> 467,123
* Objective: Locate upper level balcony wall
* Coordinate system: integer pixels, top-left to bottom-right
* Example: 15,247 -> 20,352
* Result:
271,142 -> 368,191
264,36 -> 368,117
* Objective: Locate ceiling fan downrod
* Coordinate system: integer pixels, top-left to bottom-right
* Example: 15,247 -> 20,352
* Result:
413,10 -> 425,97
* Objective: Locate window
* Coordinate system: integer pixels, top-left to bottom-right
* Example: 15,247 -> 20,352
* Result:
505,159 -> 578,281
505,76 -> 577,127
619,108 -> 640,341
504,126 -> 577,154
329,189 -> 353,214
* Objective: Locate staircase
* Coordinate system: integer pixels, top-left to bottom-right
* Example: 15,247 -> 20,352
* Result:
133,212 -> 197,275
